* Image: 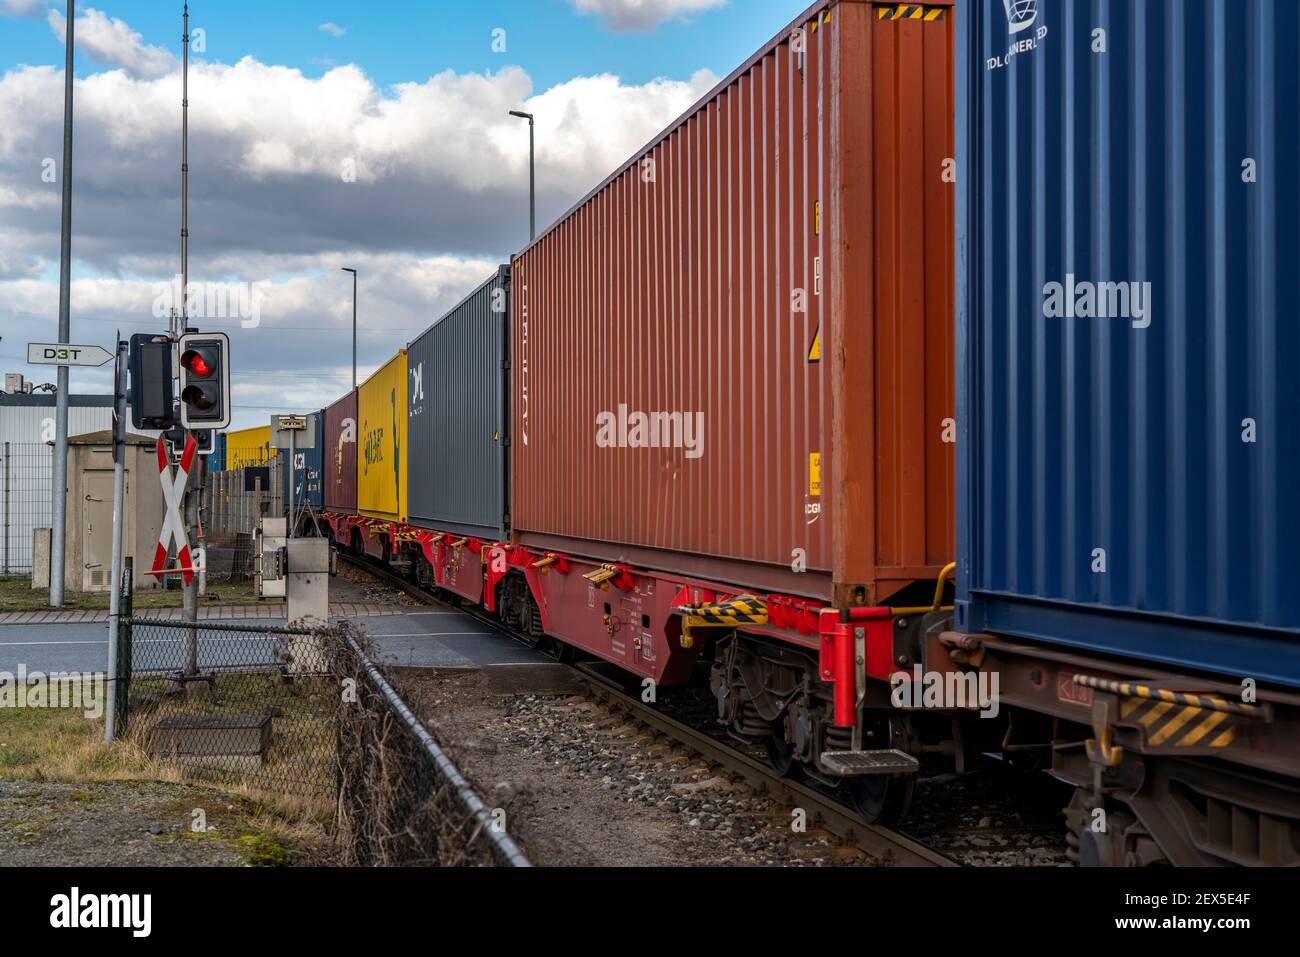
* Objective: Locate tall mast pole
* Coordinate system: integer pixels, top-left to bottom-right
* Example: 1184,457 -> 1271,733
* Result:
49,0 -> 75,607
180,2 -> 201,651
180,2 -> 190,335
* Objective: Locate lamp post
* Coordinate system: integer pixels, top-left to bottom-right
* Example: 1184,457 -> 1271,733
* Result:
509,110 -> 535,242
342,267 -> 357,389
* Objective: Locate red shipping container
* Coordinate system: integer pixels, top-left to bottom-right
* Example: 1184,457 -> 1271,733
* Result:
324,390 -> 358,514
511,0 -> 955,606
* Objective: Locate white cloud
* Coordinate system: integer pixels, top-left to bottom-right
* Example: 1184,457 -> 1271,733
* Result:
566,0 -> 728,32
0,57 -> 716,267
0,23 -> 719,429
47,7 -> 177,80
318,22 -> 347,38
1,0 -> 46,18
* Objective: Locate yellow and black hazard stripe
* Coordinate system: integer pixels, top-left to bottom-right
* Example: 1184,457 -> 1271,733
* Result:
678,595 -> 769,626
877,5 -> 946,22
1073,675 -> 1264,750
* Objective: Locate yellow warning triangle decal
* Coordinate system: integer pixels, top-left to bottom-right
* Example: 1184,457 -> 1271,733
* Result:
808,327 -> 822,363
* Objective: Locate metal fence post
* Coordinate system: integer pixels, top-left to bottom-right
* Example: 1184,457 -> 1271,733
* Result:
109,556 -> 132,740
3,441 -> 9,578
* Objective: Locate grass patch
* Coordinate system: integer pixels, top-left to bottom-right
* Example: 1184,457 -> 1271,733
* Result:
0,577 -> 274,613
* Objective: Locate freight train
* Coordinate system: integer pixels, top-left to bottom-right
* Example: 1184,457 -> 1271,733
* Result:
243,0 -> 1300,865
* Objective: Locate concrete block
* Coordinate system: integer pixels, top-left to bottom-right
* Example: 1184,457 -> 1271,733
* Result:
31,527 -> 50,590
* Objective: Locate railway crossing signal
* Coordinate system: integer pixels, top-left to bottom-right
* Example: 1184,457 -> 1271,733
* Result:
178,331 -> 231,429
128,334 -> 176,430
128,331 -> 231,433
149,432 -> 198,586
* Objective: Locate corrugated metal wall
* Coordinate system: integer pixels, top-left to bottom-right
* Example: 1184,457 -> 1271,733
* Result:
324,391 -> 358,513
357,351 -> 408,522
407,267 -> 509,539
0,396 -> 127,443
956,0 -> 1300,683
1,396 -> 157,576
511,0 -> 954,602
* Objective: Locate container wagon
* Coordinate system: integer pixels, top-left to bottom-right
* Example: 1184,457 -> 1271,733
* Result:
945,0 -> 1300,865
324,0 -> 958,823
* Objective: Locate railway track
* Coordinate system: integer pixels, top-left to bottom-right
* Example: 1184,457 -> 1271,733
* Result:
338,552 -> 956,867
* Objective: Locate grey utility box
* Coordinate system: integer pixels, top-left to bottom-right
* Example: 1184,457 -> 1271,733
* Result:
287,537 -> 330,626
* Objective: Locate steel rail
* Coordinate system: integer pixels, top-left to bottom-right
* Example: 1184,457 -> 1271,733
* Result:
338,552 -> 956,867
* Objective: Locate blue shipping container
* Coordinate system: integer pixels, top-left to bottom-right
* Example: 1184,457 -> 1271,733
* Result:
284,413 -> 325,512
956,0 -> 1300,686
211,433 -> 226,472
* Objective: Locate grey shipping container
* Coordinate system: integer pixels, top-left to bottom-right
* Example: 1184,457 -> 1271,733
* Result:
955,0 -> 1300,685
406,266 -> 509,540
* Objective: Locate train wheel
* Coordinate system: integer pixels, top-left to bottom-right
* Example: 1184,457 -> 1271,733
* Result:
849,775 -> 915,825
765,727 -> 801,780
847,716 -> 916,824
544,637 -> 575,664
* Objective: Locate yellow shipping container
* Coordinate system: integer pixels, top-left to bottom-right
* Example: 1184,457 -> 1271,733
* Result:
357,349 -> 408,522
224,425 -> 276,470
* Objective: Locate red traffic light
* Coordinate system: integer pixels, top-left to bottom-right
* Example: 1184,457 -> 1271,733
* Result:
181,349 -> 213,378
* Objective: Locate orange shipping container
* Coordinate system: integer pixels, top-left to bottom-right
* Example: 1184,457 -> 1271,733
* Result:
510,0 -> 954,606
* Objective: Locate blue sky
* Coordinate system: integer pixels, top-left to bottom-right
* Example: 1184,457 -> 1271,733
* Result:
0,0 -> 804,90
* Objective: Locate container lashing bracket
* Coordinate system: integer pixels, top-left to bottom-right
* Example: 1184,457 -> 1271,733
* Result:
1074,674 -> 1267,762
582,564 -> 635,593
674,596 -> 769,650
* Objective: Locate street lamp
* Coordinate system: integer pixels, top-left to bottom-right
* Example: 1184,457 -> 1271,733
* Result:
509,110 -> 535,242
341,267 -> 357,389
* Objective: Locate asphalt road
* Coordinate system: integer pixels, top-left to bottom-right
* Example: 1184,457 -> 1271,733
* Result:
0,606 -> 546,676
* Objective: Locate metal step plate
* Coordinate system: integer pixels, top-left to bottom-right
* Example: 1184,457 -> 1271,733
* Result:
820,749 -> 919,777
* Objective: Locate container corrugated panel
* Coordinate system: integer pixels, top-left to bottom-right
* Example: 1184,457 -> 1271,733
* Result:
323,391 -> 358,513
211,433 -> 226,472
511,0 -> 955,603
407,267 -> 509,540
284,413 -> 325,511
223,426 -> 275,470
955,0 -> 1300,685
357,351 -> 408,522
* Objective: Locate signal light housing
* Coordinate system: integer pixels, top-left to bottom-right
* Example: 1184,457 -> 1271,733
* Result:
128,334 -> 176,430
177,332 -> 231,430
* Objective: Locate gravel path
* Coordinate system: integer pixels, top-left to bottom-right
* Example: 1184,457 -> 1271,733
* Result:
411,672 -> 885,867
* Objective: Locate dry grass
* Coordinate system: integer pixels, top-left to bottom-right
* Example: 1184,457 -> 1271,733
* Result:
0,705 -> 334,863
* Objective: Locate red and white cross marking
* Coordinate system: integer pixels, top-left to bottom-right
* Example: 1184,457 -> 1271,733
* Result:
149,432 -> 197,585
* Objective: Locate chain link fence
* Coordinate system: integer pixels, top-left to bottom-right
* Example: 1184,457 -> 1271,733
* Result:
118,615 -> 336,798
117,567 -> 528,866
0,441 -> 52,577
